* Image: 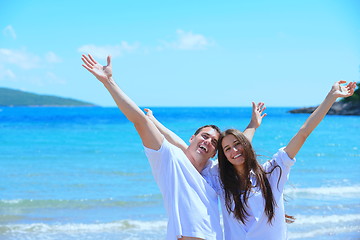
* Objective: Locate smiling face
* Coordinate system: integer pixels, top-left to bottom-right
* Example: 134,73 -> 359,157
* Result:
222,134 -> 246,169
189,126 -> 220,160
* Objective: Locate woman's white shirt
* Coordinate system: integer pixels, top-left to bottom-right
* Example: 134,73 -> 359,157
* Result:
202,147 -> 295,240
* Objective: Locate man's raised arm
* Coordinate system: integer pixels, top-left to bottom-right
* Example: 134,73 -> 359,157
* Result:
243,102 -> 267,142
82,54 -> 163,150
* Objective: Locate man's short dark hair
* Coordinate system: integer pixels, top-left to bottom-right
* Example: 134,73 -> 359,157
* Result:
194,125 -> 221,136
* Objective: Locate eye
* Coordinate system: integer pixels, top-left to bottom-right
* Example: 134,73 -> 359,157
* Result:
211,140 -> 217,147
202,134 -> 209,139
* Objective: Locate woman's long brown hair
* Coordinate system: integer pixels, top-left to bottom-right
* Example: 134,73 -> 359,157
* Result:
217,129 -> 280,224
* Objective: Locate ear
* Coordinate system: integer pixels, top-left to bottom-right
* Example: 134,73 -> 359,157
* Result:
189,135 -> 195,143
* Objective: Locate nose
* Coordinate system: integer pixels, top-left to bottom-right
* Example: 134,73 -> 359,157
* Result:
203,138 -> 212,145
231,146 -> 238,153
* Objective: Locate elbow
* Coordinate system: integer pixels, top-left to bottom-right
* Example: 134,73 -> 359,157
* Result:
297,127 -> 310,142
133,117 -> 151,129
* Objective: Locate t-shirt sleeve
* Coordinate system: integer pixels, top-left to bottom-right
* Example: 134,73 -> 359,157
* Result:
263,147 -> 296,194
202,161 -> 222,195
143,138 -> 181,186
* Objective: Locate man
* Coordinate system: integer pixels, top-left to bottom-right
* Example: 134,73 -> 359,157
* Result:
82,54 -> 223,240
82,54 -> 264,239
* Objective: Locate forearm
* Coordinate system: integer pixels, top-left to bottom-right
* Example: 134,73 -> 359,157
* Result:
300,92 -> 336,135
148,115 -> 188,151
103,78 -> 163,150
285,92 -> 337,158
243,123 -> 257,142
81,54 -> 164,150
103,78 -> 146,125
243,102 -> 266,142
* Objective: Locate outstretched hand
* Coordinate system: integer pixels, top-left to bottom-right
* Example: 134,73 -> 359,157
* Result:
331,80 -> 356,98
250,102 -> 267,129
82,54 -> 112,83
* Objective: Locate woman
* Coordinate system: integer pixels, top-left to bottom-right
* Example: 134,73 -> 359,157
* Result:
213,80 -> 356,240
147,80 -> 356,239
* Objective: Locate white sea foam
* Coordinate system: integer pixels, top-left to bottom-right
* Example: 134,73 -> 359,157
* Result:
285,185 -> 360,198
289,225 -> 360,239
0,219 -> 167,234
293,214 -> 360,225
2,216 -> 359,240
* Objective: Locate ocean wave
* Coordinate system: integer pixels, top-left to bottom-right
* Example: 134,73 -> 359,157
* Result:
289,225 -> 360,239
0,198 -> 158,209
293,214 -> 360,225
1,216 -> 359,239
0,219 -> 167,234
284,185 -> 360,198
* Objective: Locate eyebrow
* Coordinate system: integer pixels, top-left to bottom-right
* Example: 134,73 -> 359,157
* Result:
202,133 -> 218,144
223,140 -> 238,149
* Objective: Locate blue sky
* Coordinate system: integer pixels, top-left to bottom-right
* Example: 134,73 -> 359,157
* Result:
1,0 -> 359,107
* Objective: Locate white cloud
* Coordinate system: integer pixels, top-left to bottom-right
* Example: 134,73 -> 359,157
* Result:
78,41 -> 139,59
45,51 -> 62,63
0,48 -> 62,70
3,25 -> 16,39
0,65 -> 16,80
0,48 -> 63,85
0,48 -> 41,69
160,30 -> 213,50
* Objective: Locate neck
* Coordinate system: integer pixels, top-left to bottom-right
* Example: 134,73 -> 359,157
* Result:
185,150 -> 208,173
235,166 -> 246,179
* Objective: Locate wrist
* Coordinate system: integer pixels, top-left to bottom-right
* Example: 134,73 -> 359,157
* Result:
246,123 -> 258,129
326,91 -> 339,102
102,77 -> 116,87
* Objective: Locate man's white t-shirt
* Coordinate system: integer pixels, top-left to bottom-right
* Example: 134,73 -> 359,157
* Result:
204,147 -> 295,240
144,139 -> 223,240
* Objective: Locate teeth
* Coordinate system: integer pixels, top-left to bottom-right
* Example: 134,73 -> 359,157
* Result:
199,145 -> 207,152
233,154 -> 242,159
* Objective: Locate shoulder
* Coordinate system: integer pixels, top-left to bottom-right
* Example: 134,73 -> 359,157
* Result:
263,147 -> 296,171
144,138 -> 185,161
273,147 -> 296,167
202,159 -> 221,194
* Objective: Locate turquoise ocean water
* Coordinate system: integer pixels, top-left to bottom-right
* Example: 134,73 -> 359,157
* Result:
1,106 -> 359,240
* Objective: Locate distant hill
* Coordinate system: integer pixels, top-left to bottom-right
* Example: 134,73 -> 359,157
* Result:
289,82 -> 360,115
0,87 -> 96,107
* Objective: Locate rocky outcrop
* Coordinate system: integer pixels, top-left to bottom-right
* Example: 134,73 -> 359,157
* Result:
289,101 -> 360,115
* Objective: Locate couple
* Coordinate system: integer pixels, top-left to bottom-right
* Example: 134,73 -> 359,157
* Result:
81,54 -> 356,240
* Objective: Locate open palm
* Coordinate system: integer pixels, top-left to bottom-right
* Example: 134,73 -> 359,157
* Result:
332,80 -> 356,98
82,54 -> 112,83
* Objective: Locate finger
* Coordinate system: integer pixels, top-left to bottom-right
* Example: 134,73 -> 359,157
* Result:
348,83 -> 356,95
252,102 -> 256,110
262,113 -> 267,118
88,54 -> 98,65
82,56 -> 93,68
82,54 -> 93,65
255,102 -> 261,111
350,81 -> 357,90
259,102 -> 265,111
82,64 -> 93,73
107,55 -> 112,67
346,82 -> 355,91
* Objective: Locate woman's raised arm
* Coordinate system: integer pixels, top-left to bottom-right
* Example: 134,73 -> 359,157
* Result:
284,80 -> 356,159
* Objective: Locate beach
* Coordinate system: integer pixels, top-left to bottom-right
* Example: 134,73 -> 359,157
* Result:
1,106 -> 359,240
